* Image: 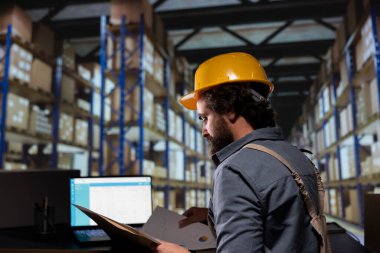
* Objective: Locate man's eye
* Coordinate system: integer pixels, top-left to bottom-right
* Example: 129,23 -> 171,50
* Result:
199,116 -> 207,121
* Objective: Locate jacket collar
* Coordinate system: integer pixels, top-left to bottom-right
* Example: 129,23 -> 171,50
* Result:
211,127 -> 284,166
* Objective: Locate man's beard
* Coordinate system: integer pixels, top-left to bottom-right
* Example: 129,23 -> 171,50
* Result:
207,116 -> 234,155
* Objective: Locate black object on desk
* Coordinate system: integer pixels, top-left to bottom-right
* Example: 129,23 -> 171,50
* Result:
0,222 -> 372,253
327,222 -> 372,253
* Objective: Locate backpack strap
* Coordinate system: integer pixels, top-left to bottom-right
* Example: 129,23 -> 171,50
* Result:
243,143 -> 320,218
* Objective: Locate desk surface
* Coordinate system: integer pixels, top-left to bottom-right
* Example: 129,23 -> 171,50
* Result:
0,223 -> 372,253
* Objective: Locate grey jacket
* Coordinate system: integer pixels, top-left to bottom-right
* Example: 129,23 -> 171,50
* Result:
208,127 -> 320,253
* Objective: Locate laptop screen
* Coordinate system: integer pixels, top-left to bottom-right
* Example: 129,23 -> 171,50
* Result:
70,176 -> 152,227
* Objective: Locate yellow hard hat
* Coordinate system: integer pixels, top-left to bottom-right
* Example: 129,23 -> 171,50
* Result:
178,52 -> 274,110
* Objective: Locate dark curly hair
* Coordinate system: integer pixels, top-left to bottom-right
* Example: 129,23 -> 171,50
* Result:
199,82 -> 276,129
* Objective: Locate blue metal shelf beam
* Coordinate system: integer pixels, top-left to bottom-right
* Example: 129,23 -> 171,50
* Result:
0,25 -> 12,170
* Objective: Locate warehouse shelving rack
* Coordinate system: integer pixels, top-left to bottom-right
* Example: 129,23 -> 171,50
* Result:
0,24 -> 95,173
99,14 -> 153,177
291,2 -> 380,227
98,14 -> 212,210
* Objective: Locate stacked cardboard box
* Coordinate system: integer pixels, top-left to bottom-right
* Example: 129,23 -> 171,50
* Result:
329,188 -> 341,217
344,189 -> 360,224
155,103 -> 166,132
111,84 -> 154,125
30,59 -> 52,93
0,5 -> 32,42
61,74 -> 76,103
110,0 -> 153,29
7,142 -> 22,153
4,162 -> 27,171
93,92 -> 111,121
93,124 -> 100,150
74,118 -> 89,146
339,104 -> 354,137
62,42 -> 76,71
169,149 -> 184,180
32,22 -> 55,58
337,56 -> 349,98
355,16 -> 380,71
77,64 -> 91,82
153,51 -> 164,85
112,35 -> 154,73
186,190 -> 197,208
153,190 -> 165,209
58,153 -> 73,170
29,106 -> 52,135
59,113 -> 74,142
0,44 -> 32,84
328,155 -> 339,181
6,93 -> 29,130
77,98 -> 91,112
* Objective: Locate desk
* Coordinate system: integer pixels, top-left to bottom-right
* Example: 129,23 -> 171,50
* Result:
0,223 -> 372,253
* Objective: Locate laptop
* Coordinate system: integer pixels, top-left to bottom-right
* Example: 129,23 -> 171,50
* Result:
70,176 -> 153,245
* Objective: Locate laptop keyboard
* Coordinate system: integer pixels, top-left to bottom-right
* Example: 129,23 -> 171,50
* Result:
75,229 -> 110,241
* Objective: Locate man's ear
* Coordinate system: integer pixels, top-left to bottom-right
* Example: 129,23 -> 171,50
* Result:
226,112 -> 239,124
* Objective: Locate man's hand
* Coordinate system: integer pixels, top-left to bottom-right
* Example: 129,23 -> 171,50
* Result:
155,241 -> 190,253
178,207 -> 208,228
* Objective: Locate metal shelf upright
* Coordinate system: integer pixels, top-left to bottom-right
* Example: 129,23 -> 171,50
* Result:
0,25 -> 11,170
99,15 -> 145,176
331,74 -> 345,218
181,82 -> 188,210
163,59 -> 170,209
50,57 -> 63,169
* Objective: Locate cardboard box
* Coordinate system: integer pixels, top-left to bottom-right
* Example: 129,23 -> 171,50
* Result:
6,93 -> 29,130
0,5 -> 32,42
4,162 -> 27,171
77,64 -> 91,82
30,58 -> 52,93
0,44 -> 32,84
110,0 -> 153,29
32,22 -> 55,58
153,51 -> 164,85
105,134 -> 131,175
29,105 -> 52,135
62,42 -> 76,70
61,74 -> 76,103
7,142 -> 23,153
58,153 -> 73,170
113,35 -> 154,74
74,118 -> 89,146
93,124 -> 100,149
59,113 -> 74,142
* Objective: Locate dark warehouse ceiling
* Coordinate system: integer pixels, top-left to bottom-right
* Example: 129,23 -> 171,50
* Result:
0,0 -> 349,138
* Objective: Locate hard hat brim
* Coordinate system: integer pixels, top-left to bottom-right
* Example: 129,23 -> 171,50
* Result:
178,92 -> 197,110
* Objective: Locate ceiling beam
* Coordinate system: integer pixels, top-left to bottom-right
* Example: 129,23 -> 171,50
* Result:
314,18 -> 337,32
266,63 -> 320,77
220,26 -> 255,46
0,0 -> 106,9
157,0 -> 346,30
260,21 -> 293,45
176,40 -> 333,64
174,28 -> 201,50
40,5 -> 67,23
153,0 -> 167,9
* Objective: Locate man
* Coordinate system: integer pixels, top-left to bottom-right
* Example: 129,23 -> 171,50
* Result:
156,52 -> 322,253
